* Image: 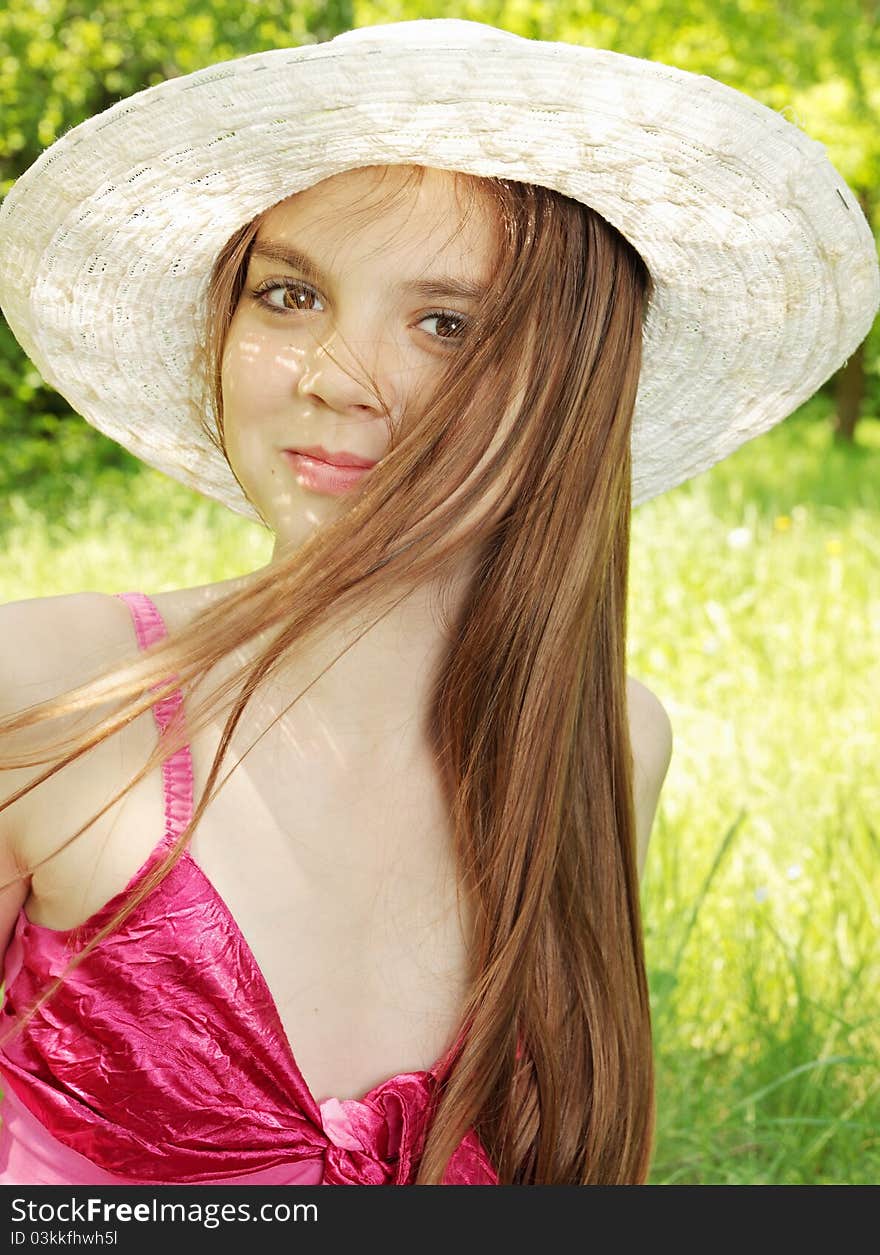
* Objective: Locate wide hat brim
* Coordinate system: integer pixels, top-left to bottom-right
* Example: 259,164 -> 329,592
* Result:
0,18 -> 878,519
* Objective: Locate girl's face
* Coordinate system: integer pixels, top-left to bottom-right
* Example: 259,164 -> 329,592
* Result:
221,165 -> 500,548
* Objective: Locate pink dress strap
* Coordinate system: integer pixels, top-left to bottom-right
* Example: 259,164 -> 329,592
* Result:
113,592 -> 194,844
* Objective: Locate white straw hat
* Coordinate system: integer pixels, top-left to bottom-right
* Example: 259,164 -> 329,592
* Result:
0,18 -> 877,519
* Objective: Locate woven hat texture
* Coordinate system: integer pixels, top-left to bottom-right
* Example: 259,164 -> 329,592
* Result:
0,18 -> 878,519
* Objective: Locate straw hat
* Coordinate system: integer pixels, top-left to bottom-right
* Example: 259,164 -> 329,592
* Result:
0,18 -> 877,519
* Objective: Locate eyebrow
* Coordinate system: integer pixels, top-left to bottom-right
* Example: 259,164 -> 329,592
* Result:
250,239 -> 488,303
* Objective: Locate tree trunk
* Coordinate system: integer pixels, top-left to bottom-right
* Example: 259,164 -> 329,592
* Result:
833,338 -> 865,444
832,188 -> 874,445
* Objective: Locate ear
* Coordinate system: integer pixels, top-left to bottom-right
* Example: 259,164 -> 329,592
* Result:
625,676 -> 673,881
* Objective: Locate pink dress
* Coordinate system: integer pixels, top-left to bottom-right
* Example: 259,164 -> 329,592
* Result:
0,591 -> 497,1186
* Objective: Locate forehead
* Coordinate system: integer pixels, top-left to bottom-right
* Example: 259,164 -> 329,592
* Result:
256,165 -> 500,277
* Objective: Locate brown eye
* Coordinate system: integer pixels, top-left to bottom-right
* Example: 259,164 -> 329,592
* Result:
419,311 -> 469,341
282,284 -> 319,311
255,281 -> 324,313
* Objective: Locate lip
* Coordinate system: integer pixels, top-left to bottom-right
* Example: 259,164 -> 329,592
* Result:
285,445 -> 377,469
281,449 -> 374,496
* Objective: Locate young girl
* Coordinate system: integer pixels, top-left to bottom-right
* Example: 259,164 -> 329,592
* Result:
0,20 -> 876,1187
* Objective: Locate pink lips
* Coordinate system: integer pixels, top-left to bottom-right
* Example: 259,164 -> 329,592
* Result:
287,445 -> 377,469
281,449 -> 375,496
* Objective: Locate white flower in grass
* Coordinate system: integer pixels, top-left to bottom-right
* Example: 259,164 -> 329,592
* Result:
726,527 -> 753,549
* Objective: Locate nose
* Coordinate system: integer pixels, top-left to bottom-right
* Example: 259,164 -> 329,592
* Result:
295,324 -> 394,418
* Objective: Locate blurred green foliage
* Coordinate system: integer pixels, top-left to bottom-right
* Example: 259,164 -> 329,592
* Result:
0,0 -> 357,194
1,0 -> 878,485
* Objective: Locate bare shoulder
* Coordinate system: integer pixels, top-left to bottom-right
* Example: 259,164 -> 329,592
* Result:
0,586 -> 131,720
0,590 -> 133,837
626,675 -> 673,770
625,675 -> 674,879
0,590 -> 135,956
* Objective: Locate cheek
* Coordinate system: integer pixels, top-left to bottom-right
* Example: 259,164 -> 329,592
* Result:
219,336 -> 267,475
221,349 -> 263,419
221,320 -> 302,415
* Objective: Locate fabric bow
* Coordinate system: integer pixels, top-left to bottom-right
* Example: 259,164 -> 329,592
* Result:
318,1071 -> 497,1185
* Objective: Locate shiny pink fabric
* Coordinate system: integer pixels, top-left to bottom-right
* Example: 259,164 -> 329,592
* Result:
0,591 -> 497,1186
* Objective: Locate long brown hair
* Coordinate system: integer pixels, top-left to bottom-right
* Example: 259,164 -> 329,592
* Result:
0,165 -> 654,1184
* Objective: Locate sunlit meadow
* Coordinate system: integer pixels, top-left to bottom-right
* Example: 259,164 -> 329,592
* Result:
2,397 -> 878,1184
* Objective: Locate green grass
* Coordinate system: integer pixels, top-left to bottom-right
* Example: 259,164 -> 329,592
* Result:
1,459 -> 275,596
1,396 -> 878,1184
629,399 -> 879,1184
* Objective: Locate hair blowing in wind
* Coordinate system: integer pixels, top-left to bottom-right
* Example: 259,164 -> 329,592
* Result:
0,171 -> 654,1184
